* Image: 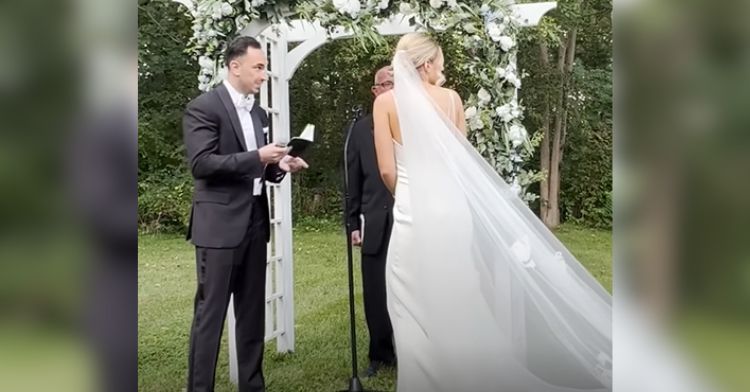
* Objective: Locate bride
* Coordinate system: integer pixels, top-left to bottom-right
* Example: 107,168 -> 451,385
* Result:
373,32 -> 612,392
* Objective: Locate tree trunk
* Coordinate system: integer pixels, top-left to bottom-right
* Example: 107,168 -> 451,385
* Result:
544,29 -> 577,228
539,40 -> 551,221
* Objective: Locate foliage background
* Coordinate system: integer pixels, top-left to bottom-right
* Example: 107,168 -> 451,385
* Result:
138,0 -> 612,232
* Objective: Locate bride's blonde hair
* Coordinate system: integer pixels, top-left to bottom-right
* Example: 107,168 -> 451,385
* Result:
395,32 -> 442,68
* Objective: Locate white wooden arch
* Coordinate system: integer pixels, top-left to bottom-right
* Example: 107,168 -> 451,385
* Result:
174,1 -> 557,384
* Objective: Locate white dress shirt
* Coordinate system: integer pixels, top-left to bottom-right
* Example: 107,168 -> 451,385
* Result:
223,80 -> 263,195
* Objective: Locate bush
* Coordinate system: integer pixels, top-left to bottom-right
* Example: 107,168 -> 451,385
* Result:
138,170 -> 193,233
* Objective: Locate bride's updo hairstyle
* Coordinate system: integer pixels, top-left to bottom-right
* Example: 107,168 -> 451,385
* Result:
395,32 -> 442,69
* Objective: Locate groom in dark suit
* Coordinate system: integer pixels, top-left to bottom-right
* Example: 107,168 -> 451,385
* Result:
183,36 -> 308,392
346,66 -> 396,377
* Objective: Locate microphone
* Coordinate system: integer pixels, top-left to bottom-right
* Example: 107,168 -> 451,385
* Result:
351,105 -> 364,121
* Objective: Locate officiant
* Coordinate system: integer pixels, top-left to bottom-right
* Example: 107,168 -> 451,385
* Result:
345,65 -> 396,377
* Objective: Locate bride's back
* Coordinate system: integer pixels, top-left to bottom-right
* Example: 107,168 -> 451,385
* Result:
380,85 -> 463,145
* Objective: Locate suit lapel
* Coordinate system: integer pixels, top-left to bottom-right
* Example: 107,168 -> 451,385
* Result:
216,84 -> 248,151
251,103 -> 266,147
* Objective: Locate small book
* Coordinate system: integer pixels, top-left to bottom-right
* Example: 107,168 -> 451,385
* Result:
287,124 -> 315,158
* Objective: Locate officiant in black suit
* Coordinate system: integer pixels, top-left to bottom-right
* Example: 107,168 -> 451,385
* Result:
346,66 -> 397,377
182,36 -> 308,392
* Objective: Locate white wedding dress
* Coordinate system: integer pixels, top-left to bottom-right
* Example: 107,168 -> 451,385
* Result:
385,52 -> 612,392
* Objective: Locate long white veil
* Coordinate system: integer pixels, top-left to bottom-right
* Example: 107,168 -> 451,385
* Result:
391,50 -> 612,391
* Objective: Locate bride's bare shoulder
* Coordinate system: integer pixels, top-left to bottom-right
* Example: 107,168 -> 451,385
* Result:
374,90 -> 395,107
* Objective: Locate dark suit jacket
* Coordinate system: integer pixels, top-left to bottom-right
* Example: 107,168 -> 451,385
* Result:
183,84 -> 286,248
346,114 -> 394,255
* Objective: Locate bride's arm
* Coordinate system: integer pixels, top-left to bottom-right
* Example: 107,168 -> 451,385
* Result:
373,94 -> 397,195
452,90 -> 467,136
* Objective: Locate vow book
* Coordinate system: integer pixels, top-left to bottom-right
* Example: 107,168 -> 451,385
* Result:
287,124 -> 315,158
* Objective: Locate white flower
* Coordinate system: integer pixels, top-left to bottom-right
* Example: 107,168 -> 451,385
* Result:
251,0 -> 266,6
511,103 -> 521,118
464,106 -> 477,119
347,0 -> 362,16
446,0 -> 458,8
399,2 -> 414,14
429,0 -> 443,9
495,66 -> 506,78
499,36 -> 515,51
508,124 -> 527,147
198,56 -> 214,70
506,71 -> 521,88
486,22 -> 506,42
221,2 -> 234,16
378,0 -> 389,9
469,117 -> 484,130
334,0 -> 361,17
495,104 -> 513,122
211,5 -> 223,19
479,4 -> 490,15
509,182 -> 522,196
477,88 -> 491,105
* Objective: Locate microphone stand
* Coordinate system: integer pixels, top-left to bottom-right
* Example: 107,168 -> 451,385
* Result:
339,106 -> 380,392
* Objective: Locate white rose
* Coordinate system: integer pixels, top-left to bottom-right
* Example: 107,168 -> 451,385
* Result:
429,0 -> 442,9
486,22 -> 502,42
506,72 -> 521,88
495,104 -> 513,122
464,106 -> 477,119
345,0 -> 361,17
333,0 -> 349,11
221,3 -> 234,16
378,0 -> 389,9
499,36 -> 515,51
511,103 -> 521,118
198,74 -> 210,84
399,2 -> 413,14
477,88 -> 491,105
198,56 -> 214,70
469,117 -> 484,130
495,66 -> 506,78
508,124 -> 527,147
446,0 -> 458,8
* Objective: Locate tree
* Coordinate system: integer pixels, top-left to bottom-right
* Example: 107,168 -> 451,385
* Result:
519,0 -> 612,228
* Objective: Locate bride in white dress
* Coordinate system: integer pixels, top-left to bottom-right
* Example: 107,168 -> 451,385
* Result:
372,33 -> 612,392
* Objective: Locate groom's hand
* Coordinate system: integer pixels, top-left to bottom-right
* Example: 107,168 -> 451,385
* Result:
351,230 -> 362,246
279,155 -> 309,173
259,144 -> 290,164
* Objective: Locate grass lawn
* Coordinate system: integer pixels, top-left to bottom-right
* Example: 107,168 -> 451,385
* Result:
138,223 -> 611,392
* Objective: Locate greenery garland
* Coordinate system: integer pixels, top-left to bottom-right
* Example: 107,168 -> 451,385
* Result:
178,0 -> 541,200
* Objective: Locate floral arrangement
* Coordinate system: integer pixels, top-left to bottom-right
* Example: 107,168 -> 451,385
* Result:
178,0 -> 541,200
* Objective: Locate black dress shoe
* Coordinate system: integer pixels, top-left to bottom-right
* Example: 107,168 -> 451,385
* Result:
362,359 -> 396,378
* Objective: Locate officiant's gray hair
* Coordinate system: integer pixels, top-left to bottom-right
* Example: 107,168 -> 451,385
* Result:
395,33 -> 442,69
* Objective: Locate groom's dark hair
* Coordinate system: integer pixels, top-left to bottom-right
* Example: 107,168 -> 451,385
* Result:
224,36 -> 263,67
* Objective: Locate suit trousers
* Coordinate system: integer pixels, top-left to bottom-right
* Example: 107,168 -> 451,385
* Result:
188,198 -> 268,392
361,233 -> 396,364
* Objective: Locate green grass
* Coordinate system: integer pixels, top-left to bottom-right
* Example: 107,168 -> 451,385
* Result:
138,223 -> 611,391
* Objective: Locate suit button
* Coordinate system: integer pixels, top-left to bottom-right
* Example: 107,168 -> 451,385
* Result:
383,205 -> 388,210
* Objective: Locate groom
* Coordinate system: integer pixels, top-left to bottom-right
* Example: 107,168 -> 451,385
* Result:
183,36 -> 308,392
